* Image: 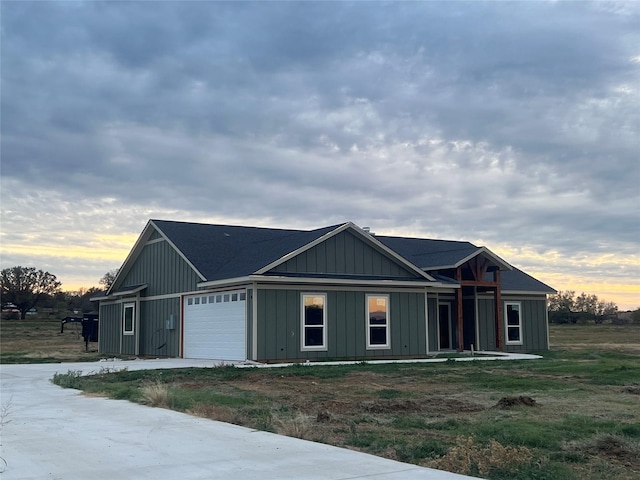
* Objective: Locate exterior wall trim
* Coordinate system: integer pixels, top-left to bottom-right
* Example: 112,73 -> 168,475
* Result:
200,275 -> 453,289
139,293 -> 183,302
145,237 -> 164,246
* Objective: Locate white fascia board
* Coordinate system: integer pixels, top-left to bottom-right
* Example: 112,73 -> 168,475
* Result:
113,284 -> 148,296
149,220 -> 207,282
454,246 -> 513,271
197,276 -> 254,289
420,264 -> 455,271
89,294 -> 111,302
102,284 -> 148,301
199,274 -> 458,290
245,274 -> 452,289
501,291 -> 551,296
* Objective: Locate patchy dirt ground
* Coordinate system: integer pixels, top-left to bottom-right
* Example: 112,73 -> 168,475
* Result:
0,317 -> 103,362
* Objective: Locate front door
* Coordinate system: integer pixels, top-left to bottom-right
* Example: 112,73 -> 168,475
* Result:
438,303 -> 452,350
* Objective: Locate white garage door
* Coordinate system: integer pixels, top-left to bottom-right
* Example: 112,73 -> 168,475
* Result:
183,290 -> 246,360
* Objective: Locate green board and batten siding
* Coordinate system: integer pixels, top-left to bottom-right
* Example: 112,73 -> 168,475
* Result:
139,297 -> 181,356
256,288 -> 427,361
257,230 -> 430,361
502,296 -> 549,352
272,230 -> 418,278
98,303 -> 121,354
123,238 -> 201,297
475,296 -> 548,352
427,296 -> 439,352
99,231 -> 201,356
477,298 -> 497,351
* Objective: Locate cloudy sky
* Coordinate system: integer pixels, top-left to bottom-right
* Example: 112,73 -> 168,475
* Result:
1,1 -> 638,309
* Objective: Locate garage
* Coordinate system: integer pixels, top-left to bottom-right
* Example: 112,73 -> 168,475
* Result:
183,290 -> 247,360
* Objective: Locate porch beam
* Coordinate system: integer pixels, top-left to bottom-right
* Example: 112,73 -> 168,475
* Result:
470,257 -> 490,282
460,280 -> 499,287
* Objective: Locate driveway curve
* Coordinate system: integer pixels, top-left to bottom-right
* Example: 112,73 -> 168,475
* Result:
0,359 -> 480,480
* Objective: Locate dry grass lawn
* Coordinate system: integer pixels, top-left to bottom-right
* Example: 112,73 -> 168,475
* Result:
9,316 -> 640,479
0,316 -> 103,363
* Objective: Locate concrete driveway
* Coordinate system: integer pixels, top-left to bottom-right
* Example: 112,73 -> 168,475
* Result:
0,359 -> 480,480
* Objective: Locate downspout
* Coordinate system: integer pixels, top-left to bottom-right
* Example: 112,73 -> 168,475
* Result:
474,287 -> 480,351
119,302 -> 123,355
494,270 -> 503,351
545,295 -> 551,349
425,290 -> 430,355
135,296 -> 140,356
179,294 -> 184,358
456,267 -> 464,351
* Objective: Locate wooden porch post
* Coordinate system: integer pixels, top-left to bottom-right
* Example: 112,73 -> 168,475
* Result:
494,270 -> 503,350
456,267 -> 464,351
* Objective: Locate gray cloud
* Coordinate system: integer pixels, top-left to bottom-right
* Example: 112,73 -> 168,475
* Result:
1,1 -> 638,304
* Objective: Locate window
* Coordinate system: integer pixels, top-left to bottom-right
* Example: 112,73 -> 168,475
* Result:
123,303 -> 135,335
232,293 -> 238,301
301,294 -> 326,350
505,302 -> 522,345
366,295 -> 390,349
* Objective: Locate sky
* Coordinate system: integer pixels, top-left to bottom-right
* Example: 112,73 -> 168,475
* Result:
1,1 -> 639,310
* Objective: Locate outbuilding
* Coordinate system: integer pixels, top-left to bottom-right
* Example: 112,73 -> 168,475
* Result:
94,220 -> 555,361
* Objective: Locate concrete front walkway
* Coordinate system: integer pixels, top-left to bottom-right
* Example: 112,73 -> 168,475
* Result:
0,359 -> 481,480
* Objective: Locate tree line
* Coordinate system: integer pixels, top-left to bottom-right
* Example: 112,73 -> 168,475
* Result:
1,266 -> 117,320
547,290 -> 638,324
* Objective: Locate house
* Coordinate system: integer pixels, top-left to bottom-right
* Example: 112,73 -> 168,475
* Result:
94,220 -> 555,362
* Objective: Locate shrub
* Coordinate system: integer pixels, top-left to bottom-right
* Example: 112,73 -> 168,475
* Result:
51,370 -> 84,389
140,381 -> 170,407
273,411 -> 313,439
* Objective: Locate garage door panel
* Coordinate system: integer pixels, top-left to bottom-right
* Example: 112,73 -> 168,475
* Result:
183,290 -> 246,360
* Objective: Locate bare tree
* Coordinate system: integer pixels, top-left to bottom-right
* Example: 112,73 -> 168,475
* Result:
99,268 -> 119,290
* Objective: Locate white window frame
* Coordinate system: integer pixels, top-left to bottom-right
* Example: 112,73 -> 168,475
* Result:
301,293 -> 327,351
123,302 -> 135,336
504,301 -> 523,345
366,294 -> 390,349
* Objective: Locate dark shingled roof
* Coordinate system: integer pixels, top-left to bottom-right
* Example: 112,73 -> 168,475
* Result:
500,267 -> 556,293
375,236 -> 479,269
373,235 -> 554,293
150,220 -> 554,293
152,220 -> 339,282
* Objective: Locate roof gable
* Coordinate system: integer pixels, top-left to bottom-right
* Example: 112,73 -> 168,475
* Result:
108,220 -> 205,295
266,226 -> 428,280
